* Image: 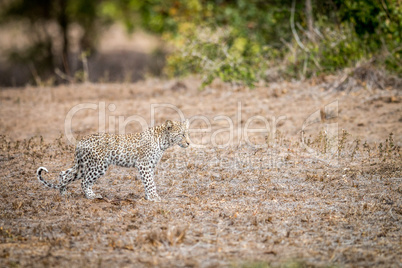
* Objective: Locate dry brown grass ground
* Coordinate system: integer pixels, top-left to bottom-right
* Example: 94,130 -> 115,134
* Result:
0,77 -> 401,267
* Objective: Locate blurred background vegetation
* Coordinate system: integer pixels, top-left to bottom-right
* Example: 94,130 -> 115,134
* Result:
0,0 -> 400,87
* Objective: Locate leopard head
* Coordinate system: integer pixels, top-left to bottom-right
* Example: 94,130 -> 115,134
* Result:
165,119 -> 190,148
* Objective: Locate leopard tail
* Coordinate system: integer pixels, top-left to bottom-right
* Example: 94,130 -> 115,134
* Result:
36,167 -> 60,189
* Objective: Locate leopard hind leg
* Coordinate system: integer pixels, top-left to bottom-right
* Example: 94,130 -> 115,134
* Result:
81,161 -> 108,199
58,160 -> 85,195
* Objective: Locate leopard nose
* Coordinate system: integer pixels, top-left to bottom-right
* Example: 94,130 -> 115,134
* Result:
182,140 -> 190,147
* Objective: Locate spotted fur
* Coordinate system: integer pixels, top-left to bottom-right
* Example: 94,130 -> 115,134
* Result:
37,120 -> 190,201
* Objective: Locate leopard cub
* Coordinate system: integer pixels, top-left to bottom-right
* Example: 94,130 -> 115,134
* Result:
37,120 -> 190,201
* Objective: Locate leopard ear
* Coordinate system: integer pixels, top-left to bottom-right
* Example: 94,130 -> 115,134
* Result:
165,120 -> 173,130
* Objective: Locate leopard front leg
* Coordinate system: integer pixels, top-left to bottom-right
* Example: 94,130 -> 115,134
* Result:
82,179 -> 103,199
138,165 -> 160,202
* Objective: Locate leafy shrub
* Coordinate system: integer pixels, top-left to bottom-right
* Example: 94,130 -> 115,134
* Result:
165,24 -> 272,88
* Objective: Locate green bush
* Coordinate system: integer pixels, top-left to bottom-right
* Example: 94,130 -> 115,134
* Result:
2,0 -> 400,85
165,25 -> 272,87
159,0 -> 401,86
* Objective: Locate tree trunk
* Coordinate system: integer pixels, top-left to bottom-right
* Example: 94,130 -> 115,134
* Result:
59,0 -> 70,75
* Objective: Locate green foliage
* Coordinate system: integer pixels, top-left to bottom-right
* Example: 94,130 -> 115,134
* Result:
283,22 -> 366,79
1,0 -> 401,85
335,0 -> 402,73
101,0 -> 295,86
144,0 -> 400,86
100,0 -> 190,33
165,25 -> 269,87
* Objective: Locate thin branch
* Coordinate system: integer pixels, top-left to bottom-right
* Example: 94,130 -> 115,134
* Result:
314,27 -> 324,39
290,0 -> 308,52
55,68 -> 74,83
379,0 -> 391,20
81,51 -> 89,83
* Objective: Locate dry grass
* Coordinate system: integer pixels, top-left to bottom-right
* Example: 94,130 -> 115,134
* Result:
0,77 -> 401,267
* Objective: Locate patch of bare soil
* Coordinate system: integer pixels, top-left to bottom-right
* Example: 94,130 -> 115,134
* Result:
0,77 -> 401,267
